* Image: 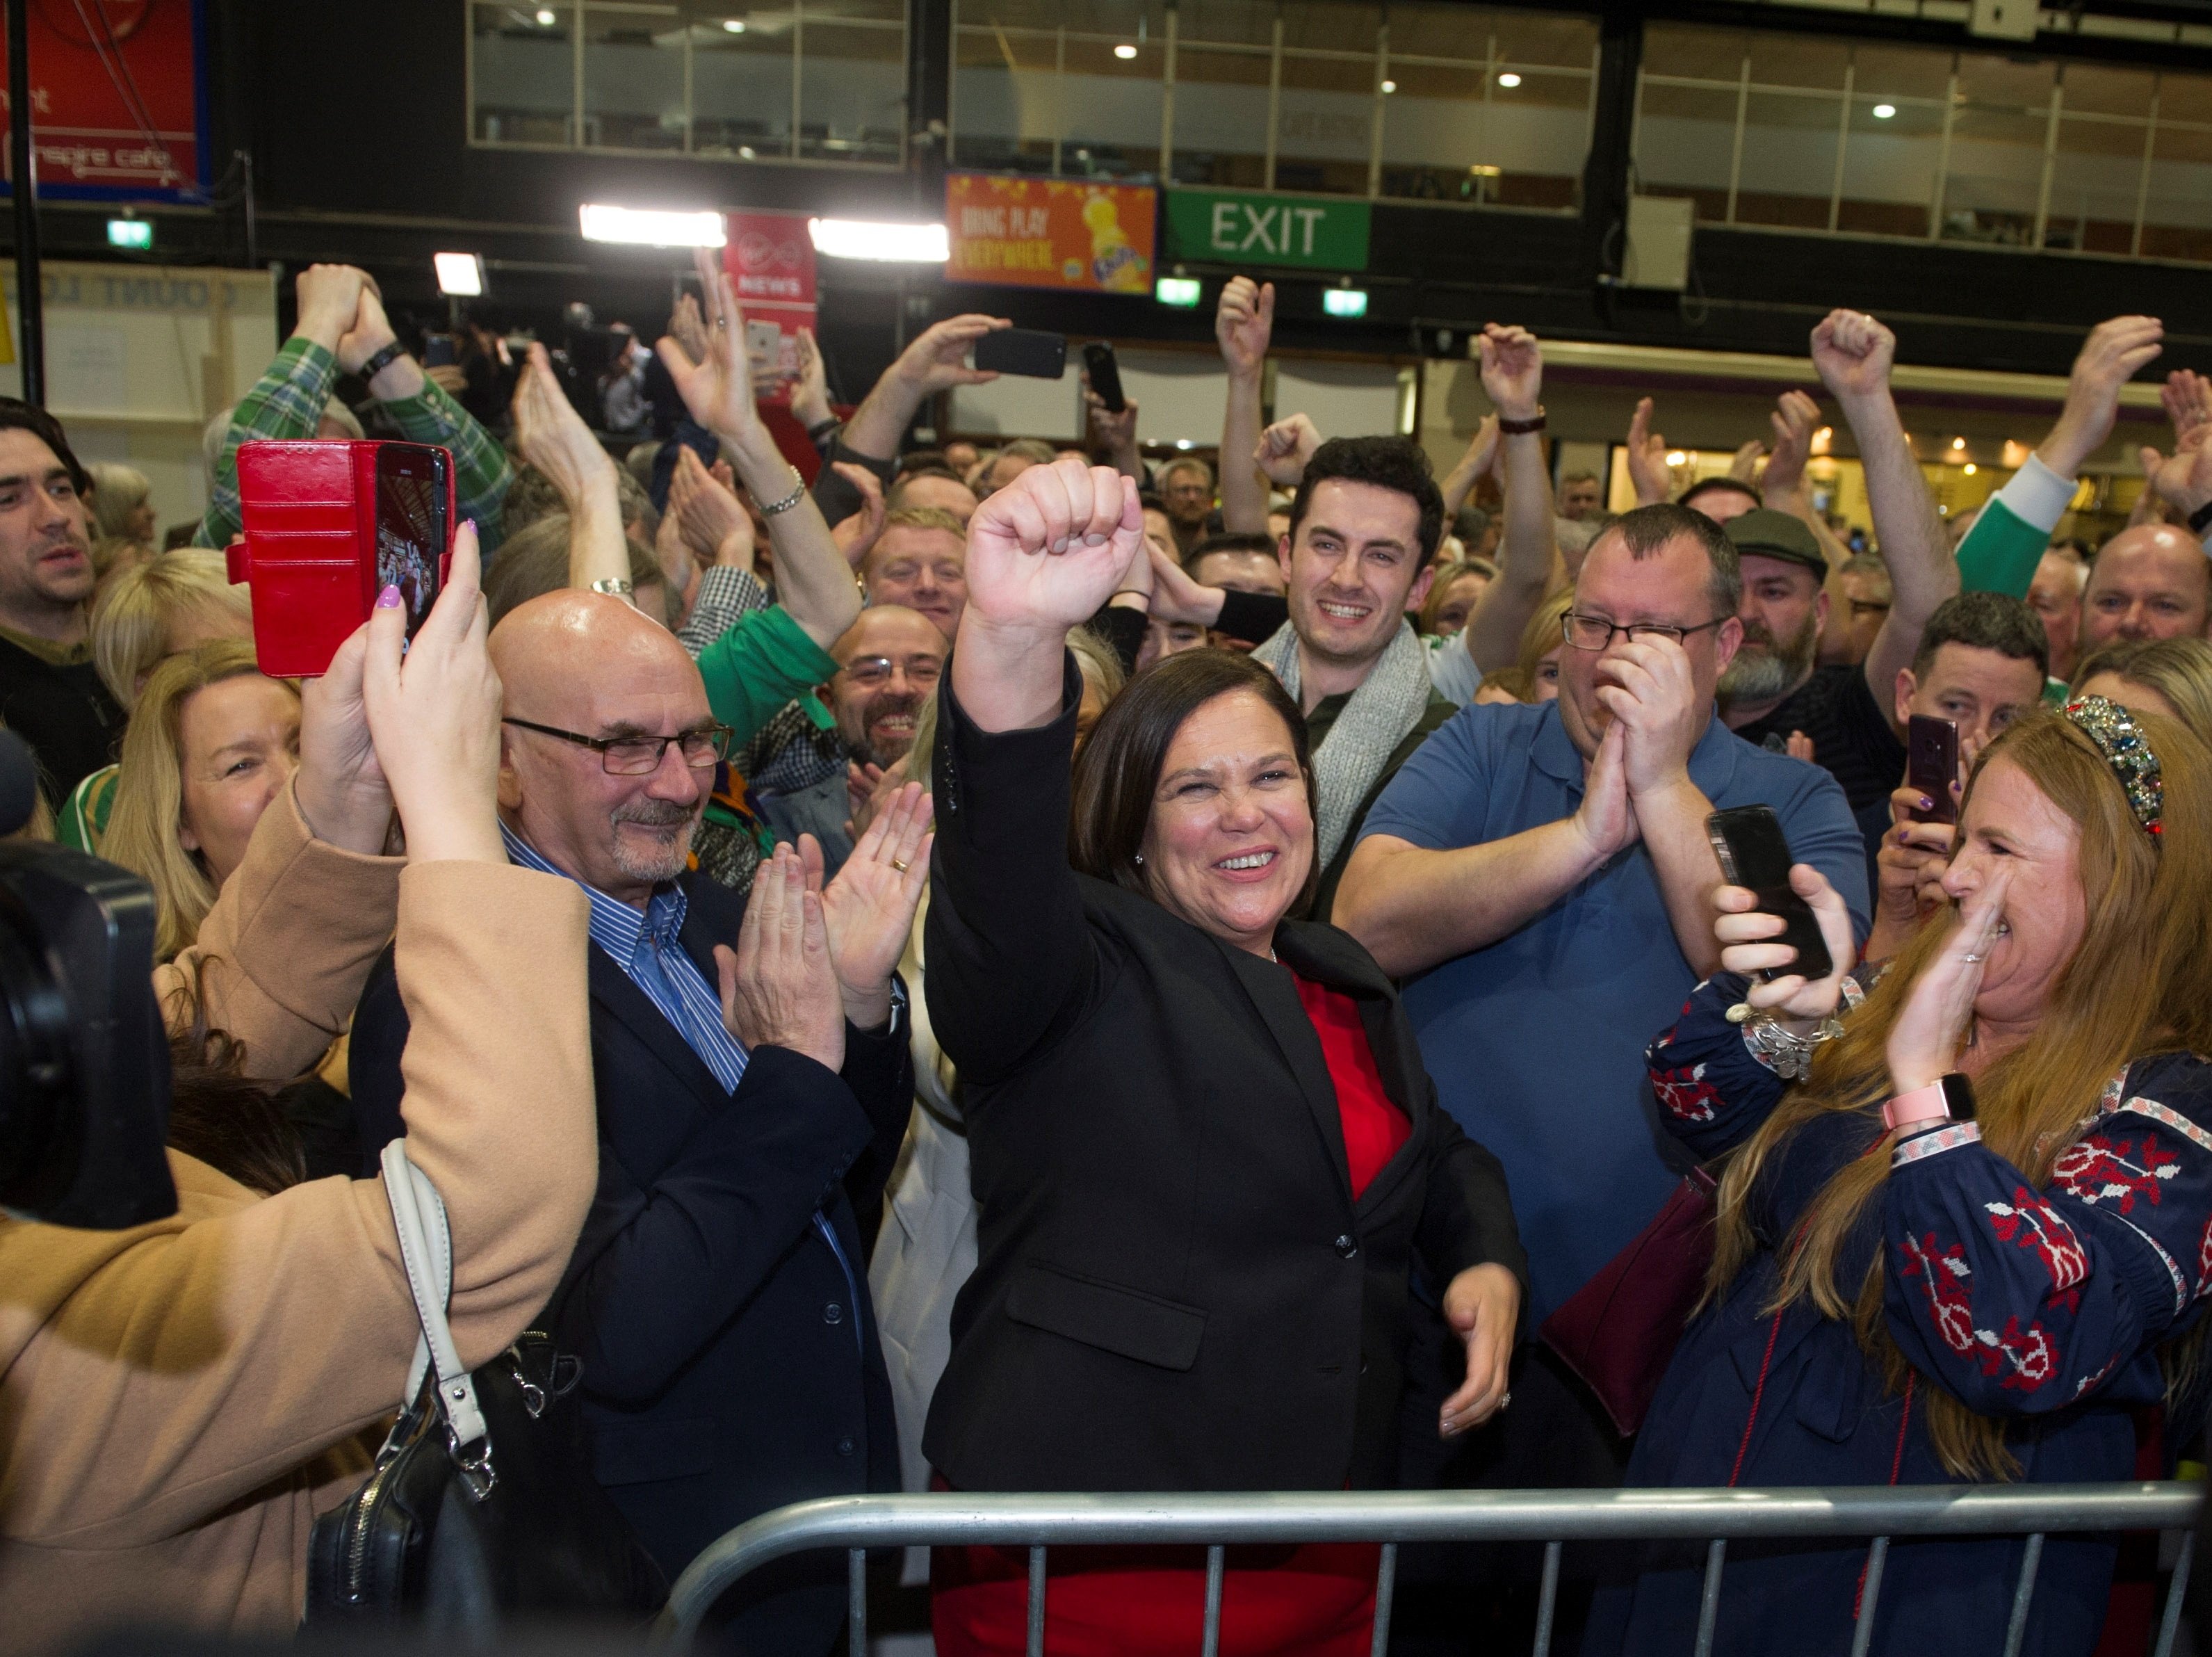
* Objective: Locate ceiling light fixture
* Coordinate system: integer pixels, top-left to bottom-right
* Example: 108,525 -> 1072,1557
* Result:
534,7 -> 556,24
1114,42 -> 1137,58
578,204 -> 728,247
808,218 -> 950,261
1380,78 -> 1397,93
724,17 -> 745,30
1871,102 -> 1896,119
434,252 -> 486,296
1497,72 -> 1522,88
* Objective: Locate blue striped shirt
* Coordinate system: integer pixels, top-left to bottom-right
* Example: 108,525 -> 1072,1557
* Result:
499,822 -> 749,1093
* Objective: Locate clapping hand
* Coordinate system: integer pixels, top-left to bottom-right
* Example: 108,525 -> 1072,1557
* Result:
1886,862 -> 2012,1094
2038,316 -> 2163,478
811,780 -> 934,1029
512,341 -> 616,506
1714,863 -> 1857,1024
964,457 -> 1146,636
791,325 -> 833,430
828,461 -> 887,569
669,444 -> 756,569
716,843 -> 846,1074
1626,396 -> 1673,505
1593,636 -> 1705,800
1810,309 -> 1896,404
657,247 -> 770,448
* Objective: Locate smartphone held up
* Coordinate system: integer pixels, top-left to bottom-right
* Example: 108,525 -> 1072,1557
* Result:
1707,805 -> 1835,984
226,440 -> 455,677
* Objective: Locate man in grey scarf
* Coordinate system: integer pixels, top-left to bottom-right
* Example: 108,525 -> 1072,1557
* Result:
1246,435 -> 1459,921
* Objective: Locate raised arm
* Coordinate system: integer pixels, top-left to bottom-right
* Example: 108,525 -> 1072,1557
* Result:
1812,311 -> 1958,709
928,459 -> 1143,1083
840,312 -> 1010,464
1626,396 -> 1674,506
512,342 -> 631,599
1217,276 -> 1276,535
1460,325 -> 1558,677
1438,414 -> 1499,522
658,247 -> 861,647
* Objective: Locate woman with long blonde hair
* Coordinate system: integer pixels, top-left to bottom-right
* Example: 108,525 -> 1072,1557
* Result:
102,640 -> 301,960
1588,700 -> 2212,1657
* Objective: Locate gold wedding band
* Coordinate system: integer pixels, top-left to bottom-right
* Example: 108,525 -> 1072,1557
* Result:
890,857 -> 911,873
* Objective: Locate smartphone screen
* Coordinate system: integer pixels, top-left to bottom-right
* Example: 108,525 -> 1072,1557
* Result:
1906,715 -> 1960,825
374,446 -> 448,638
974,328 -> 1068,380
1082,341 -> 1125,412
1706,805 -> 1835,983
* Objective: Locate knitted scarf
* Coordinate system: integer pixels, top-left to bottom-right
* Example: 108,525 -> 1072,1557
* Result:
1251,617 -> 1433,869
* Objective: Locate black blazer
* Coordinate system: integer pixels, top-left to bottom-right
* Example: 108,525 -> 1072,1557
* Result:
350,869 -> 911,1652
922,661 -> 1527,1495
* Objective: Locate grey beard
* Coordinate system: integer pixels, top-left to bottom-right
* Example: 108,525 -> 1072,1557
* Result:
608,807 -> 697,884
1720,618 -> 1819,708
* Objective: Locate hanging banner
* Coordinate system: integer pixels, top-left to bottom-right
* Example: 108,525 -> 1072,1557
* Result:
0,0 -> 209,202
724,209 -> 818,408
945,173 -> 1155,294
1162,188 -> 1371,272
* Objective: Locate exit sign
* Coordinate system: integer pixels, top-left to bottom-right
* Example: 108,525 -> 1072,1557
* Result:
1163,188 -> 1370,272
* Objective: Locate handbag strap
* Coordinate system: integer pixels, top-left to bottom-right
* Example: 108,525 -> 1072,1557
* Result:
378,1139 -> 491,1463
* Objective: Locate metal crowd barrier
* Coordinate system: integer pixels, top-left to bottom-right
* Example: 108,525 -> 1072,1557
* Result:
658,1482 -> 2202,1657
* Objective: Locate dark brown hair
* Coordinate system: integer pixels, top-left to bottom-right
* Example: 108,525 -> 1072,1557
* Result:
1068,649 -> 1318,910
165,1028 -> 307,1197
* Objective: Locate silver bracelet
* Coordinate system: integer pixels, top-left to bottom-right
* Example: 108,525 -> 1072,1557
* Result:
759,469 -> 807,517
1732,1007 -> 1844,1081
588,576 -> 634,597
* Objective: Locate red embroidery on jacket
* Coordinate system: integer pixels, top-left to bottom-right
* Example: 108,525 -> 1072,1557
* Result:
1985,1189 -> 2088,1295
1899,1231 -> 2060,1393
1652,1061 -> 1720,1124
2052,1133 -> 2179,1216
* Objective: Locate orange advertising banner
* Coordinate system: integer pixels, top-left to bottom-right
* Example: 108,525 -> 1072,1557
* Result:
945,173 -> 1156,293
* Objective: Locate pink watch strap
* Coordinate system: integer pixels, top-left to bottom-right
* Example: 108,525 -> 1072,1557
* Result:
1883,1081 -> 1951,1133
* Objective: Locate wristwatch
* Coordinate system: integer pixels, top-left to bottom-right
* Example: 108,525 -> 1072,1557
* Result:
356,341 -> 409,383
1883,1072 -> 1976,1133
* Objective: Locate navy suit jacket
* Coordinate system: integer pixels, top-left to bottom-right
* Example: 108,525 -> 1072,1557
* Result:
349,870 -> 911,1652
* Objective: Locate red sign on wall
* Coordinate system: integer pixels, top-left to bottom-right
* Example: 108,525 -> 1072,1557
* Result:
0,0 -> 209,202
724,210 -> 818,410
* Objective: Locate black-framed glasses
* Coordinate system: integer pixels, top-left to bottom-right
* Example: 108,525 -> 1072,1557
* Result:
502,716 -> 733,776
839,654 -> 943,690
1562,612 -> 1730,652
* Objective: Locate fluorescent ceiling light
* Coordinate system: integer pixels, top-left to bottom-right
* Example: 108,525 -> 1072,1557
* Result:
534,8 -> 556,23
1497,72 -> 1521,88
1380,79 -> 1397,93
434,252 -> 486,296
1872,102 -> 1896,119
1114,42 -> 1137,58
1323,287 -> 1369,318
1155,275 -> 1201,307
724,17 -> 745,30
808,218 -> 948,261
580,204 -> 728,247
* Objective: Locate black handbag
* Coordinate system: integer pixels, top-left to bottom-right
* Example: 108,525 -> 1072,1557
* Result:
304,1140 -> 667,1628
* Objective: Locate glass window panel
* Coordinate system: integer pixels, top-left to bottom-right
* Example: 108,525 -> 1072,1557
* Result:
1640,24 -> 1744,86
1941,56 -> 2054,246
583,6 -> 684,152
1746,35 -> 1847,92
1490,11 -> 1600,72
1634,79 -> 1739,213
1177,0 -> 1275,49
1169,46 -> 1271,186
2140,119 -> 2212,263
2043,115 -> 2147,252
1734,88 -> 1839,228
1846,43 -> 1951,104
950,26 -> 1055,174
1379,60 -> 1483,202
1056,0 -> 1169,38
2058,61 -> 2153,118
1062,35 -> 1162,180
474,2 -> 575,145
1837,92 -> 1942,236
1385,4 -> 1488,64
799,17 -> 906,164
1276,49 -> 1378,195
2155,71 -> 2212,126
694,9 -> 795,158
1279,1 -> 1379,54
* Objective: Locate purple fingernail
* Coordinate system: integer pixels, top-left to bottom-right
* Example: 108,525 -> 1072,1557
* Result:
1919,796 -> 1935,811
375,585 -> 402,608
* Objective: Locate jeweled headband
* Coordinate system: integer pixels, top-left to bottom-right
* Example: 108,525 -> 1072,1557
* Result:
2062,695 -> 2164,843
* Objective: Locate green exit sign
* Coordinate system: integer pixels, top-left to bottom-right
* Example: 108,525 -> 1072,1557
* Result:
106,218 -> 152,250
1163,188 -> 1370,272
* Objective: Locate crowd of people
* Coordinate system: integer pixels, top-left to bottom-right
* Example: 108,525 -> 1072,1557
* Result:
1,244 -> 2211,1657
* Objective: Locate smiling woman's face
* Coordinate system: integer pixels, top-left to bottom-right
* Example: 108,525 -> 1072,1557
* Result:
1139,689 -> 1314,955
1939,754 -> 2085,1029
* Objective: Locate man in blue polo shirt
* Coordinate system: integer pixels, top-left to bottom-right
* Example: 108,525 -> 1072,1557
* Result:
1335,504 -> 1867,1566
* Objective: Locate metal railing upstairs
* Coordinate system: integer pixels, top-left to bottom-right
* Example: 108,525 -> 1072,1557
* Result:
658,1482 -> 2203,1657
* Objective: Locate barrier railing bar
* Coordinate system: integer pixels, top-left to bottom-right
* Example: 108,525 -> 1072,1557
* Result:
1848,1535 -> 1889,1657
2001,1532 -> 2042,1657
658,1483 -> 2203,1642
1026,1544 -> 1046,1657
1369,1542 -> 1397,1657
846,1548 -> 866,1657
1201,1544 -> 1225,1657
1693,1537 -> 1727,1657
1532,1539 -> 1562,1657
2155,1526 -> 2195,1657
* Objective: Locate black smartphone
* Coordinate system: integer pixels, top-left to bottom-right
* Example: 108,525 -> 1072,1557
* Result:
1082,341 -> 1125,412
974,328 -> 1068,380
423,334 -> 457,369
1707,805 -> 1834,983
1906,714 -> 1960,825
373,444 -> 448,639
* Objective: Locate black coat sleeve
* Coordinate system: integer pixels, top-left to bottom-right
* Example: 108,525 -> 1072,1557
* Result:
558,1045 -> 876,1405
1085,603 -> 1147,678
924,654 -> 1102,1089
839,979 -> 918,1252
1214,590 -> 1289,646
346,943 -> 409,1177
811,435 -> 900,526
1413,1101 -> 1531,1332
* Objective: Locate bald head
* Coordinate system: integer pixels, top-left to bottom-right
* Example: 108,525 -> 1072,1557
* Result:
829,604 -> 945,765
491,591 -> 717,905
2084,524 -> 2211,649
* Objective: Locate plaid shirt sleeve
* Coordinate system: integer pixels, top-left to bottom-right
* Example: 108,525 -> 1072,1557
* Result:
192,337 -> 339,548
676,564 -> 770,659
377,377 -> 516,552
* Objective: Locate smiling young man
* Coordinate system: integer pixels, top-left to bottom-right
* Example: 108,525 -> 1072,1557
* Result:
0,403 -> 123,801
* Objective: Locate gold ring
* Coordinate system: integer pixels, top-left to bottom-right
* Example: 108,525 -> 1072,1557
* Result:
890,857 -> 911,873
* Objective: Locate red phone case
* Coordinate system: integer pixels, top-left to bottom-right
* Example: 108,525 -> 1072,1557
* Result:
225,440 -> 455,678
